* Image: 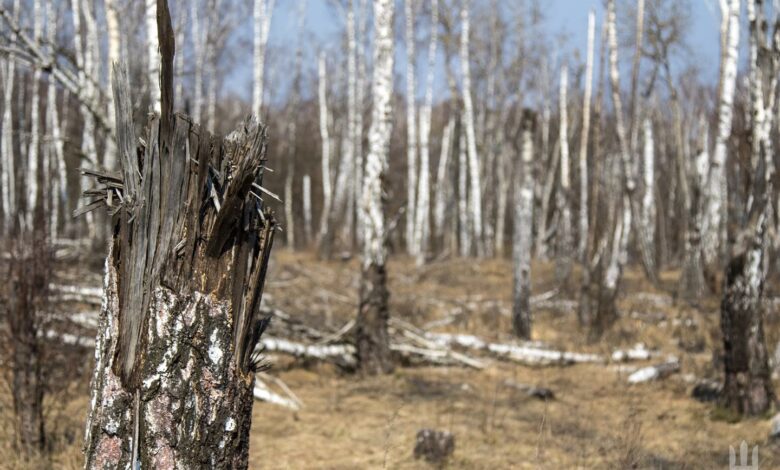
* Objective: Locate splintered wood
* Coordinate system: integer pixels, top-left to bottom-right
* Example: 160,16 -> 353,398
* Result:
79,3 -> 276,464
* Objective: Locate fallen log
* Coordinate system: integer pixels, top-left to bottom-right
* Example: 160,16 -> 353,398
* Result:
611,343 -> 658,362
627,357 -> 680,384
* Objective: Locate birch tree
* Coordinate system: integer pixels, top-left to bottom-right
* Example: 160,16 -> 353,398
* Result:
556,65 -> 572,281
356,0 -> 395,375
460,1 -> 483,255
404,0 -> 418,254
25,0 -> 43,227
705,0 -> 740,267
513,110 -> 535,339
719,0 -> 776,416
190,0 -> 204,122
641,118 -> 656,257
105,0 -> 121,170
1,0 -> 20,233
303,174 -> 312,244
317,53 -> 333,243
413,0 -> 438,264
578,10 -> 595,261
252,0 -> 275,118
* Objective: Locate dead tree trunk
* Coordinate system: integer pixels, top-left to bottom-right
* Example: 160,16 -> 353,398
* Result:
81,3 -> 276,467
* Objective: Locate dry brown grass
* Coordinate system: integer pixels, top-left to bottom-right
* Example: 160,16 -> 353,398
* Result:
2,249 -> 780,468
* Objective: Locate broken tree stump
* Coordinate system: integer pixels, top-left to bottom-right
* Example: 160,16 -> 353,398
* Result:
81,3 -> 276,467
413,429 -> 455,465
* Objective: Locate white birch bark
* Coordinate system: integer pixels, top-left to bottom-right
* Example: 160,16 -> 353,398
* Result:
205,0 -> 220,131
174,4 -> 186,108
341,0 -> 358,244
27,0 -> 43,225
458,117 -> 470,256
705,0 -> 741,266
434,117 -> 454,239
405,0 -> 418,254
354,0 -> 368,246
105,0 -> 121,170
578,10 -> 595,261
628,0 -> 645,156
46,10 -> 66,238
303,174 -> 312,244
317,53 -> 333,242
606,0 -> 636,273
460,2 -> 483,255
641,118 -> 656,250
191,0 -> 203,122
145,0 -> 160,114
362,0 -> 395,268
1,0 -> 20,232
557,65 -> 571,266
252,0 -> 275,118
512,111 -> 535,339
413,0 -> 438,264
72,0 -> 96,236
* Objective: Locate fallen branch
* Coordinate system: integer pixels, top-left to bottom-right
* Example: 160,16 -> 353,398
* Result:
253,377 -> 301,410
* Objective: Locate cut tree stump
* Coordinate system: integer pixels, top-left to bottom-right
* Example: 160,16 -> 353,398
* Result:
81,2 -> 276,468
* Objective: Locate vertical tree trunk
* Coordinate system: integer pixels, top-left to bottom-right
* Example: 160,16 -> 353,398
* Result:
1,0 -> 20,234
457,116 -> 470,256
705,0 -> 740,268
316,53 -> 333,246
105,0 -> 121,171
82,4 -> 276,466
26,0 -> 42,229
303,174 -> 312,244
8,234 -> 48,458
191,0 -> 203,122
512,110 -> 535,339
460,2 -> 483,256
556,65 -> 572,282
354,0 -> 369,248
679,144 -> 709,301
434,117 -> 454,241
146,0 -> 160,113
719,0 -> 777,417
252,0 -> 274,118
578,10 -> 595,261
641,118 -> 656,262
356,0 -> 395,375
405,0 -> 418,255
414,0 -> 438,264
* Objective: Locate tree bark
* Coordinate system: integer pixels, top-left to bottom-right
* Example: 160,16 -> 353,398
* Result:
718,0 -> 777,417
704,0 -> 740,268
556,65 -> 572,283
460,2 -> 483,256
82,4 -> 276,466
316,53 -> 333,246
405,0 -> 418,255
413,0 -> 438,264
357,0 -> 395,375
7,233 -> 48,458
578,10 -> 595,262
512,110 -> 535,339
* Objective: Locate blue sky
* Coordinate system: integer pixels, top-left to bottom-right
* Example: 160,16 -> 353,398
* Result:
224,0 -> 727,103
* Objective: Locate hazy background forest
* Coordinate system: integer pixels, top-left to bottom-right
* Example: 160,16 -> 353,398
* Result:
2,0 -> 780,468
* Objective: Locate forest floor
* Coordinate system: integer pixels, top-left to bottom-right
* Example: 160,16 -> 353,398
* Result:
2,249 -> 780,469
